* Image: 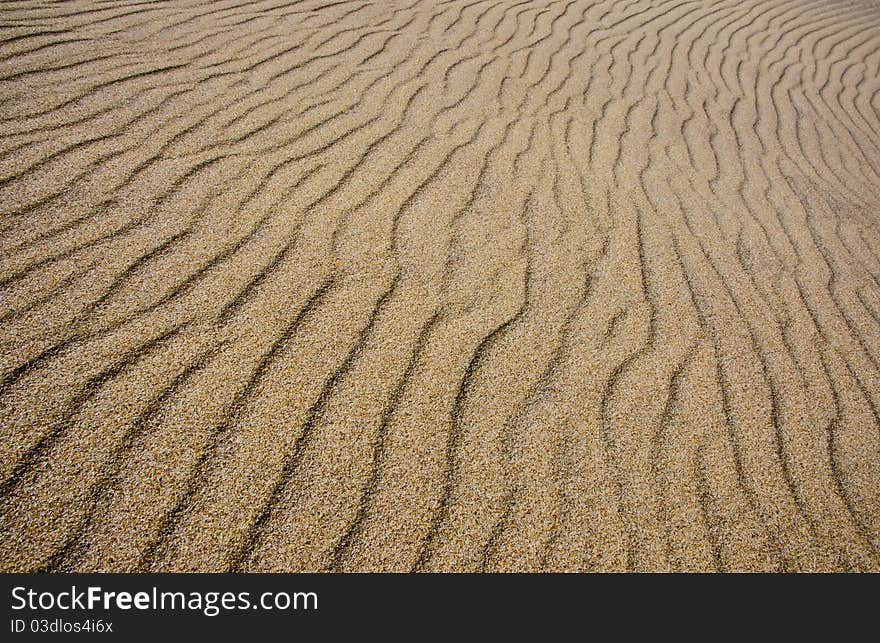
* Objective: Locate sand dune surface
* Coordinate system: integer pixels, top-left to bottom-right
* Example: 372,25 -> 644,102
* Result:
1,0 -> 880,572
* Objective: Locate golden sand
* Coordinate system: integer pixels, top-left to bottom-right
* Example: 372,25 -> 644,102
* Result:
1,0 -> 879,572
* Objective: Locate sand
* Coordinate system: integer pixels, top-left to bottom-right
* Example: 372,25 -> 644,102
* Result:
0,0 -> 879,572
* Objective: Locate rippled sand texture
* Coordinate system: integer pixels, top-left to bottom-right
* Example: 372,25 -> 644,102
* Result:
2,0 -> 880,573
